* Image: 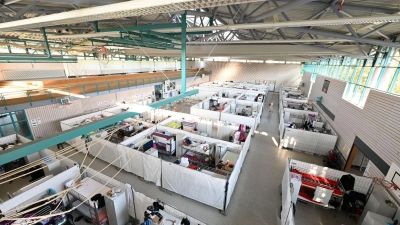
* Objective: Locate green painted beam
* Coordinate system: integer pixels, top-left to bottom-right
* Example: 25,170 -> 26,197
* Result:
99,23 -> 182,33
148,31 -> 181,41
90,38 -> 176,50
181,12 -> 187,93
151,89 -> 198,108
165,31 -> 212,35
126,31 -> 173,43
0,89 -> 199,165
109,39 -> 175,49
40,27 -> 52,58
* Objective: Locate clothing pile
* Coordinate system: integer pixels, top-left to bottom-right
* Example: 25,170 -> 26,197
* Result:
142,202 -> 165,225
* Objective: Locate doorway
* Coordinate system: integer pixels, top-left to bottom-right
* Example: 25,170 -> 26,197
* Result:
344,145 -> 368,176
344,136 -> 389,176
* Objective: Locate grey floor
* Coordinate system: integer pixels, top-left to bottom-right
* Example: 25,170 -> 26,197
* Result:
63,93 -> 356,225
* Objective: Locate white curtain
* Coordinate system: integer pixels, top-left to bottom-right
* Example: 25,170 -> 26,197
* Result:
125,184 -> 135,217
132,188 -> 154,223
142,154 -> 162,186
281,161 -> 292,225
197,119 -> 212,136
161,161 -> 227,209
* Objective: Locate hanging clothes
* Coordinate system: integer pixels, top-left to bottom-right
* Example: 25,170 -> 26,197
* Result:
340,174 -> 355,191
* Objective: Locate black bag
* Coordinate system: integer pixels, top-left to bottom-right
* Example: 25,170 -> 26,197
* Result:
181,218 -> 190,225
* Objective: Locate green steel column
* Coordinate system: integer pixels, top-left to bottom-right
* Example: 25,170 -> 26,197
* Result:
345,59 -> 361,98
40,27 -> 52,58
388,67 -> 400,93
181,12 -> 187,93
9,112 -> 19,135
0,94 -> 7,110
375,46 -> 394,89
94,21 -> 99,32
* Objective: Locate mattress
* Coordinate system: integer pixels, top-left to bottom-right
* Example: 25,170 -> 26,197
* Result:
167,122 -> 181,129
221,151 -> 239,165
185,143 -> 210,155
72,178 -> 110,208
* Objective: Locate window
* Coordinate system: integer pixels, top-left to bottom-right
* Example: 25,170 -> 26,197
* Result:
265,60 -> 285,64
247,60 -> 264,63
359,67 -> 372,86
230,59 -> 247,62
391,72 -> 400,95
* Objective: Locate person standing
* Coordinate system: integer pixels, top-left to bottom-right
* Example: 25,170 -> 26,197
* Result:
269,101 -> 274,113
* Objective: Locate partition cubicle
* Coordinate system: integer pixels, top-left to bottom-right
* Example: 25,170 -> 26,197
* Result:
190,97 -> 235,121
220,100 -> 263,135
84,114 -> 253,213
279,87 -> 338,156
60,106 -> 123,152
199,81 -> 270,93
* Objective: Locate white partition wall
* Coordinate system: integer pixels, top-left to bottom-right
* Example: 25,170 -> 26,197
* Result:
161,161 -> 227,209
0,134 -> 40,163
281,160 -> 292,225
282,128 -> 337,155
0,165 -> 79,212
60,110 -> 113,153
220,100 -> 262,134
190,98 -> 224,121
225,127 -> 252,208
188,90 -> 218,101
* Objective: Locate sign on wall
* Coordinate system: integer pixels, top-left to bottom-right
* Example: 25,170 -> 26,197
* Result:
322,79 -> 330,93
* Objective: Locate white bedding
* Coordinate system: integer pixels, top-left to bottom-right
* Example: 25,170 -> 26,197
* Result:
185,143 -> 211,155
221,151 -> 239,165
72,178 -> 110,208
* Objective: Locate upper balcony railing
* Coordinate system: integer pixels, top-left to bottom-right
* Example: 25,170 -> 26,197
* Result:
0,71 -> 211,110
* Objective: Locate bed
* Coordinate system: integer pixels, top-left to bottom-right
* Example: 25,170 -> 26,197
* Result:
291,168 -> 343,211
183,142 -> 212,155
221,151 -> 239,165
151,132 -> 176,157
166,121 -> 181,129
67,178 -> 110,225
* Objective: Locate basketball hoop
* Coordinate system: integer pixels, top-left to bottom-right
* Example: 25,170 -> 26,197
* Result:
97,46 -> 109,65
372,177 -> 399,190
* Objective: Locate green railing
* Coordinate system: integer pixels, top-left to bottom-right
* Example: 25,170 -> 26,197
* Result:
0,71 -> 212,109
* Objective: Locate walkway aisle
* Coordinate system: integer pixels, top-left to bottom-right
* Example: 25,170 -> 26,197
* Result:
66,92 -> 355,225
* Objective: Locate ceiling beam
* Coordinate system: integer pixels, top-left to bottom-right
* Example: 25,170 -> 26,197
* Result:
0,0 -> 266,31
246,0 -> 315,22
188,39 -> 354,44
296,0 -> 338,39
285,27 -> 400,48
361,23 -> 392,38
276,0 -> 399,15
14,0 -> 40,18
246,1 -> 269,18
331,7 -> 367,56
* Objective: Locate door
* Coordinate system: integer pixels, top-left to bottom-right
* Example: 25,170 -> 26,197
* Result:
344,144 -> 359,172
